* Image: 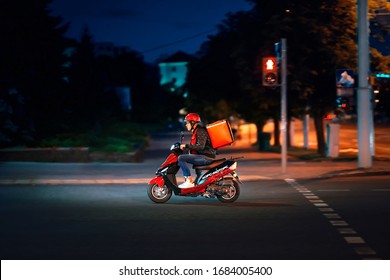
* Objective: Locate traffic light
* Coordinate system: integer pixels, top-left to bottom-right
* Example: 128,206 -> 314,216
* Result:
262,57 -> 278,86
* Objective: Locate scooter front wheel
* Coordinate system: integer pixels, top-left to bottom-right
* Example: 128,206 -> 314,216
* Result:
147,183 -> 172,203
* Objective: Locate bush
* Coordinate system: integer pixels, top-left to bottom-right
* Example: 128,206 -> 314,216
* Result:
38,122 -> 148,152
91,137 -> 135,153
39,133 -> 89,147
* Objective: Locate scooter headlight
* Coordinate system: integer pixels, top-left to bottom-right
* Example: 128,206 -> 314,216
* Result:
170,142 -> 180,151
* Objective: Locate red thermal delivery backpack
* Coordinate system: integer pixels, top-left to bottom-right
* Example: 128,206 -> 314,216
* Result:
206,119 -> 235,149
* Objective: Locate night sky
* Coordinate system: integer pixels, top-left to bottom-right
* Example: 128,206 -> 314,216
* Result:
49,0 -> 253,62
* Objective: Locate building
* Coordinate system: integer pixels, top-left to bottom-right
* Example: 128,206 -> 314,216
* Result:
158,51 -> 193,92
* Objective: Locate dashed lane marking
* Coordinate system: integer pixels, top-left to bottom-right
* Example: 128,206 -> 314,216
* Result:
329,220 -> 349,226
304,195 -> 319,199
318,207 -> 334,212
313,202 -> 329,207
323,213 -> 341,219
285,178 -> 380,260
344,236 -> 365,244
309,199 -> 324,203
337,228 -> 357,234
354,247 -> 377,256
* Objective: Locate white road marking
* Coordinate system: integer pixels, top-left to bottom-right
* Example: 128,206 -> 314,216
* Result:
323,213 -> 341,219
284,178 -> 380,259
354,247 -> 377,256
330,220 -> 349,226
344,236 -> 365,244
318,208 -> 334,212
337,228 -> 357,234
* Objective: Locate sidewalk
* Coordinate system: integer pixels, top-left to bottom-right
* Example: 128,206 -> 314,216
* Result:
220,134 -> 390,180
1,131 -> 390,185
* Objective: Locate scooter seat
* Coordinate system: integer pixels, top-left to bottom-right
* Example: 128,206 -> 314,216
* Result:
193,158 -> 226,170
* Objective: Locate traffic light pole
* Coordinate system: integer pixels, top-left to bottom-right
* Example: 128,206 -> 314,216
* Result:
281,38 -> 287,173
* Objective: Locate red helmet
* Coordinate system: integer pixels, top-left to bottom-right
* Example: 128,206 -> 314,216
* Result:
185,113 -> 201,123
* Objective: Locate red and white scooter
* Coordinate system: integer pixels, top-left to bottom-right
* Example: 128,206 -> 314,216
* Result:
147,139 -> 241,203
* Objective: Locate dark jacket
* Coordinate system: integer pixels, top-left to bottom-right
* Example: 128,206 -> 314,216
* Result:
186,125 -> 216,158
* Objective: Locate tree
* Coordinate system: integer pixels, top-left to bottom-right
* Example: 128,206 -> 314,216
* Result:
0,0 -> 70,143
111,53 -> 162,123
289,0 -> 357,154
370,0 -> 390,72
186,20 -> 242,122
188,0 -> 360,155
95,50 -> 164,123
67,26 -> 107,127
186,7 -> 283,135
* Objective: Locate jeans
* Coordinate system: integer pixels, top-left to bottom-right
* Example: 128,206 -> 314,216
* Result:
178,154 -> 214,177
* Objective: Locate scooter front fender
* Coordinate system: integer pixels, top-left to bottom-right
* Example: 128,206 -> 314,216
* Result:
149,176 -> 164,187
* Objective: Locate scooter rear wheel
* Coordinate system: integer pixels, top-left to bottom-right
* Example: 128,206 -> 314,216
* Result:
217,180 -> 240,203
147,183 -> 172,203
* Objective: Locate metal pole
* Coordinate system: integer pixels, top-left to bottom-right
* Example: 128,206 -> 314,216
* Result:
357,0 -> 373,168
281,38 -> 287,173
303,113 -> 310,150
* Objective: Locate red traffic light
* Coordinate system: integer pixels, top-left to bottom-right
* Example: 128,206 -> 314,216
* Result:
265,58 -> 276,70
262,57 -> 278,86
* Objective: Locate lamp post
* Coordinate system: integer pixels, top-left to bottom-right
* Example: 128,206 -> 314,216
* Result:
281,38 -> 287,173
357,0 -> 373,168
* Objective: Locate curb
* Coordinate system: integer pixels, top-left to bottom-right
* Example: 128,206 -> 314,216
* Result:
315,170 -> 390,179
1,171 -> 389,186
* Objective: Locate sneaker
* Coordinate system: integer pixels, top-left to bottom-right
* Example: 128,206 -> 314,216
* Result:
202,191 -> 211,198
178,177 -> 194,188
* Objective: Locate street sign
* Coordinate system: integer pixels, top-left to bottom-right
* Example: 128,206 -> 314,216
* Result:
336,69 -> 355,97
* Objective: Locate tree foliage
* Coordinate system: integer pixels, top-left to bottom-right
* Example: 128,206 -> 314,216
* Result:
1,0 -> 388,151
0,0 -> 164,147
0,0 -> 70,144
187,0 -> 387,155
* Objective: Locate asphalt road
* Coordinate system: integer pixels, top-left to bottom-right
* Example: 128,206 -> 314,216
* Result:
298,175 -> 390,260
337,123 -> 390,157
1,128 -> 390,260
1,175 -> 389,260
